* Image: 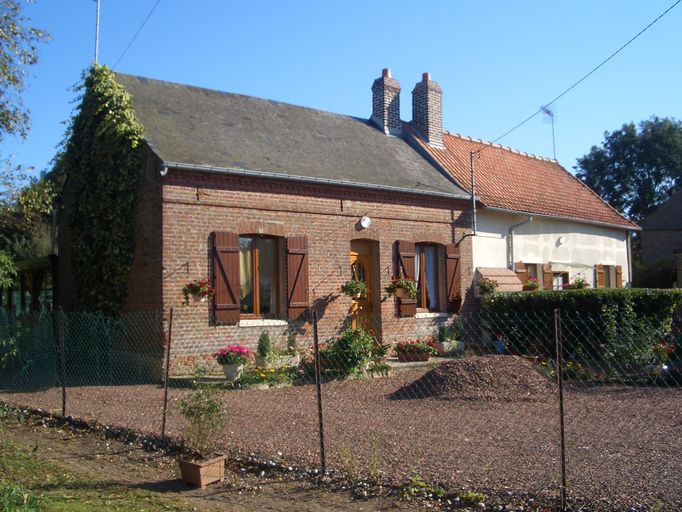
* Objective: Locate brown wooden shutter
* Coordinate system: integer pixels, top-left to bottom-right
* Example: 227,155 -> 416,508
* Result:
213,231 -> 240,325
615,265 -> 623,288
446,244 -> 462,313
286,236 -> 309,320
542,263 -> 553,290
514,261 -> 527,281
397,240 -> 416,279
595,264 -> 605,288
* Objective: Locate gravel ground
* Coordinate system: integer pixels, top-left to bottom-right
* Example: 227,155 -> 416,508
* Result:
2,356 -> 681,510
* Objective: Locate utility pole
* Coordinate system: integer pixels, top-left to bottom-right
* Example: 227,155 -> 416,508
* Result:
94,0 -> 101,63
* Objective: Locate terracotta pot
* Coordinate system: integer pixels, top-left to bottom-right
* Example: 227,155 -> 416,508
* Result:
192,292 -> 207,303
221,364 -> 243,381
179,455 -> 227,489
396,351 -> 431,362
395,288 -> 407,299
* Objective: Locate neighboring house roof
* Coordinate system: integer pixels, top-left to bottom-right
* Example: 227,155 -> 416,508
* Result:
640,187 -> 682,229
114,74 -> 468,200
408,127 -> 639,230
475,268 -> 522,292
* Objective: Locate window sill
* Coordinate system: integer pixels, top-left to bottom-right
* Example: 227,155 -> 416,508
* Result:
239,318 -> 288,327
414,312 -> 450,320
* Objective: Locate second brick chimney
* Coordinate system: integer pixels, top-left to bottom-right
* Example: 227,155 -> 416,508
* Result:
371,68 -> 402,135
411,72 -> 443,147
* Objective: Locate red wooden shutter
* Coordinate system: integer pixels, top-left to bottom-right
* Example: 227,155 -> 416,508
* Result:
213,232 -> 240,325
446,244 -> 462,313
397,240 -> 416,279
514,261 -> 527,281
287,236 -> 309,320
615,265 -> 623,288
542,263 -> 553,290
595,264 -> 605,288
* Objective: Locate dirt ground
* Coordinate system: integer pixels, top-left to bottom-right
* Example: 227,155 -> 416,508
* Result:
2,357 -> 681,510
0,412 -> 437,512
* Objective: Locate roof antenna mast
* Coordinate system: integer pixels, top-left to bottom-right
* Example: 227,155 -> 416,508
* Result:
94,0 -> 101,63
541,105 -> 557,160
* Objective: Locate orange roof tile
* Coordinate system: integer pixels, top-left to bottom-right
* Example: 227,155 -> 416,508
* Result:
411,128 -> 639,230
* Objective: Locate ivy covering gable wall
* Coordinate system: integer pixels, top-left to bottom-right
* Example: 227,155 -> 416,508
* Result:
59,64 -> 145,314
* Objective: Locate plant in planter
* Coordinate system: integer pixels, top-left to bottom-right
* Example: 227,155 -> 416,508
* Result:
341,279 -> 369,299
384,275 -> 417,299
432,323 -> 465,355
178,368 -> 228,488
213,344 -> 253,381
394,340 -> 438,362
523,277 -> 541,291
182,278 -> 215,304
254,331 -> 272,367
318,327 -> 374,377
563,275 -> 590,290
493,333 -> 508,354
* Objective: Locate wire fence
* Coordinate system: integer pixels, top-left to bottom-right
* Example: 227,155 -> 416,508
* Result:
0,307 -> 680,510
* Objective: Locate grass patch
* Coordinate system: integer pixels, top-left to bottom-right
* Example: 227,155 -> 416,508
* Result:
0,434 -> 196,511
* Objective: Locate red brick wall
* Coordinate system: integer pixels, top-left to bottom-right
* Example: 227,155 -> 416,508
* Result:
161,168 -> 472,374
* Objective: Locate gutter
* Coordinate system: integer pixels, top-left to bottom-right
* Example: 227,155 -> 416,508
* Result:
508,216 -> 533,269
483,205 -> 641,232
160,162 -> 470,201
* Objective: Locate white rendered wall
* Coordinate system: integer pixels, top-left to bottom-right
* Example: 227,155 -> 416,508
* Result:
471,210 -> 631,286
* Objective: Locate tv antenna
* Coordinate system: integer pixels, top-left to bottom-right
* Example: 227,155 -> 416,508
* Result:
541,104 -> 557,160
94,0 -> 101,63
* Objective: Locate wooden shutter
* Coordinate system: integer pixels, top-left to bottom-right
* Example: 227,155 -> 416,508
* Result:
595,264 -> 605,289
542,263 -> 553,290
287,236 -> 309,320
397,240 -> 416,279
213,232 -> 240,325
514,261 -> 527,281
446,244 -> 462,313
615,265 -> 623,288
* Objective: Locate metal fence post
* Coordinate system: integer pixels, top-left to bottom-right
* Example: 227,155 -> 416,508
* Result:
554,308 -> 567,512
312,309 -> 327,473
161,308 -> 174,439
51,310 -> 67,417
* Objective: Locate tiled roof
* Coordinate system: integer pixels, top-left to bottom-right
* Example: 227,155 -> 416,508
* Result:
410,128 -> 639,230
475,268 -> 522,292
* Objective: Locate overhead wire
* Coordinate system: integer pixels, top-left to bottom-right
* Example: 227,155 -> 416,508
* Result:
112,0 -> 163,70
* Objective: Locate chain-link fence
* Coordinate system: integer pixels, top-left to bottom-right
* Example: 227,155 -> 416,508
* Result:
0,307 -> 680,510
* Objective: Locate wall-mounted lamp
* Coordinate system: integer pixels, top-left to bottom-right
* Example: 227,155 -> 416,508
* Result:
557,236 -> 566,246
359,216 -> 372,229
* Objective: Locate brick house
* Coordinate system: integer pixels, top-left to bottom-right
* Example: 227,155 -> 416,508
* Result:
56,69 -> 473,373
640,188 -> 682,287
403,74 -> 640,291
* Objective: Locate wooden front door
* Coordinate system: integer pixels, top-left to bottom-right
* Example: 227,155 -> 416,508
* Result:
350,250 -> 373,332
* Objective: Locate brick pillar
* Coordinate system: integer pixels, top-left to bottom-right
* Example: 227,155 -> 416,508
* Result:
411,72 -> 443,147
371,68 -> 402,135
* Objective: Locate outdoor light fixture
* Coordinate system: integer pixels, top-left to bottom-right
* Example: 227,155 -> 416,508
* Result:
557,236 -> 566,246
359,216 -> 372,229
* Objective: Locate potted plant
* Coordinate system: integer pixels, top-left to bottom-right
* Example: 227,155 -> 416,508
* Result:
182,278 -> 215,304
394,340 -> 438,362
494,333 -> 508,354
178,368 -> 228,488
563,275 -> 590,290
384,275 -> 418,299
522,277 -> 540,291
341,279 -> 369,299
213,344 -> 253,380
254,331 -> 272,367
432,323 -> 465,355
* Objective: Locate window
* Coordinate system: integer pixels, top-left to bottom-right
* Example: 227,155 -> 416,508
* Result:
239,235 -> 279,316
553,272 -> 569,290
415,244 -> 439,310
524,264 -> 540,280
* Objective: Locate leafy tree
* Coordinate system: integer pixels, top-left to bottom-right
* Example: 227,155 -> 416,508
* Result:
575,117 -> 682,223
0,0 -> 48,142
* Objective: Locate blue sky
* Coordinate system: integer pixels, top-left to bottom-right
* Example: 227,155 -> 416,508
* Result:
5,0 -> 682,180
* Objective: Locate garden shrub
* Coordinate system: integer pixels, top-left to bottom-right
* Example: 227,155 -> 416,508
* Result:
483,288 -> 682,369
319,327 -> 374,377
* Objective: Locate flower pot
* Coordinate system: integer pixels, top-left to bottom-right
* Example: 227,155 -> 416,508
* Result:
192,292 -> 208,303
494,341 -> 506,354
221,364 -> 244,381
522,285 -> 539,292
395,288 -> 407,299
179,455 -> 227,489
396,351 -> 431,362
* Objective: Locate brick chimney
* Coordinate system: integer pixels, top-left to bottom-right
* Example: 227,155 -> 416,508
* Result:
371,68 -> 401,135
411,72 -> 443,147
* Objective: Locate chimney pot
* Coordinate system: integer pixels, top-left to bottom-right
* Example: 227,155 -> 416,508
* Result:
371,69 -> 401,135
422,72 -> 431,82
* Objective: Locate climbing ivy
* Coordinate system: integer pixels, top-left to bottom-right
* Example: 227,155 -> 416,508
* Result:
60,64 -> 145,314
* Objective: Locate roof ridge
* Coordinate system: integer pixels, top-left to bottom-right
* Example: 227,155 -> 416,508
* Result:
443,131 -> 558,163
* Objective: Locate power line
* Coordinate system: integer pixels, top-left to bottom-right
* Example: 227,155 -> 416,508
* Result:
476,0 -> 681,154
112,0 -> 162,70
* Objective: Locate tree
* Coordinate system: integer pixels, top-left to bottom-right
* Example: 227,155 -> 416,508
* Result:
575,117 -> 682,223
0,0 -> 47,142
